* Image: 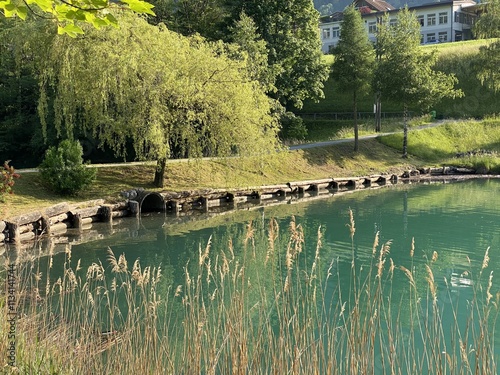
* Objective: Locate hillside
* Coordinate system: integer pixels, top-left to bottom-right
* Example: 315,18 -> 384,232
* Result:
299,39 -> 500,119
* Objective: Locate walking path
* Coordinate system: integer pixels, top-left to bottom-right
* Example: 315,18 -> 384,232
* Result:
289,120 -> 450,150
17,120 -> 451,173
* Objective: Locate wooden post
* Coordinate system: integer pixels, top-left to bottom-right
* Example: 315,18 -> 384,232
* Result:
166,200 -> 181,215
73,213 -> 83,231
100,205 -> 113,223
128,201 -> 140,216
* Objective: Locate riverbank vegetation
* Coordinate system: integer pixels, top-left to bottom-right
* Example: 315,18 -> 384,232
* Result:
2,118 -> 500,219
1,214 -> 498,373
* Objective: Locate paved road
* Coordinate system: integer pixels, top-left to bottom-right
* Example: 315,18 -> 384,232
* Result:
17,120 -> 451,173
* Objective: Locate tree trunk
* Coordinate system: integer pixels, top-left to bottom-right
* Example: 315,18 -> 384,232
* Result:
154,158 -> 167,188
375,92 -> 382,132
353,91 -> 359,152
402,103 -> 408,158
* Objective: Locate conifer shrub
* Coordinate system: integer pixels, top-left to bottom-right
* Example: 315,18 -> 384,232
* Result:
38,139 -> 96,195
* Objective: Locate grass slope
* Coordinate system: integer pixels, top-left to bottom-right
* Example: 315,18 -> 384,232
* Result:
2,119 -> 499,219
300,39 -> 500,119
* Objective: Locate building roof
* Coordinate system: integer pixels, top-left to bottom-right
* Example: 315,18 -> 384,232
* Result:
320,0 -> 478,24
354,0 -> 396,12
319,11 -> 344,23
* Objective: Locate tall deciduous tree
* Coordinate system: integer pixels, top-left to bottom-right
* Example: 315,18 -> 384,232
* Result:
474,0 -> 500,39
26,15 -> 279,187
374,7 -> 462,158
474,0 -> 500,93
332,5 -> 374,152
234,0 -> 330,109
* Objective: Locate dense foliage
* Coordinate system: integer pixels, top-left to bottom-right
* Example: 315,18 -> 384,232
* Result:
151,0 -> 330,109
235,0 -> 329,109
0,0 -> 154,36
473,0 -> 500,93
38,139 -> 96,195
30,14 -> 280,186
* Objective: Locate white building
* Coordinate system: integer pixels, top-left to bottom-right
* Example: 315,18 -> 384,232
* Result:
320,0 -> 481,53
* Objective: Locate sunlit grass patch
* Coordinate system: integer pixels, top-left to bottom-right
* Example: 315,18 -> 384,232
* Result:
378,119 -> 500,166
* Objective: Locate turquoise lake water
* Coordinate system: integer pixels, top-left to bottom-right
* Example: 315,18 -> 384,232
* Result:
37,178 -> 500,373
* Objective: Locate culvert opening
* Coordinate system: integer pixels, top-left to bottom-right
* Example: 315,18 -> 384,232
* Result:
138,192 -> 165,213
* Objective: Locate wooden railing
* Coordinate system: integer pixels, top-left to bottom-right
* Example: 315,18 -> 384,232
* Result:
298,112 -> 414,120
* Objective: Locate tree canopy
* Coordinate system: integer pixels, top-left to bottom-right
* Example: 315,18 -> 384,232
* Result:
0,0 -> 154,36
332,5 -> 374,151
11,15 -> 279,186
236,0 -> 329,109
474,0 -> 500,92
374,7 -> 462,157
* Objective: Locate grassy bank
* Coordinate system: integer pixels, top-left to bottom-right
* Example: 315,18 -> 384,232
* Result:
1,214 -> 497,373
2,119 -> 500,219
1,139 -> 418,219
379,118 -> 500,171
300,39 -> 500,118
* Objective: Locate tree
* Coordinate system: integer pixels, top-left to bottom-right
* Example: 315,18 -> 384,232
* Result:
0,0 -> 154,36
474,0 -> 500,93
374,7 -> 462,158
24,15 -> 279,187
39,139 -> 96,195
474,0 -> 500,39
233,0 -> 330,109
227,11 -> 278,94
0,18 -> 59,166
332,5 -> 374,152
148,0 -> 229,40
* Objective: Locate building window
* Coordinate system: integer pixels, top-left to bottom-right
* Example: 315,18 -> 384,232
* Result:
438,31 -> 448,42
368,21 -> 377,34
332,26 -> 340,38
389,18 -> 397,27
418,15 -> 424,26
455,11 -> 476,25
427,14 -> 436,26
322,28 -> 331,39
427,33 -> 436,43
439,12 -> 448,24
420,34 -> 424,44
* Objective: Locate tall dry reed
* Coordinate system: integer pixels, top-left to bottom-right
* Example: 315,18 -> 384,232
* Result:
1,211 -> 498,374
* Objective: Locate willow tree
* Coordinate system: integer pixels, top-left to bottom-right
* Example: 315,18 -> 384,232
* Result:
474,0 -> 500,93
374,7 -> 462,158
33,14 -> 279,187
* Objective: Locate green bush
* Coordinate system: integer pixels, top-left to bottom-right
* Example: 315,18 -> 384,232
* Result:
39,140 -> 97,195
280,112 -> 308,141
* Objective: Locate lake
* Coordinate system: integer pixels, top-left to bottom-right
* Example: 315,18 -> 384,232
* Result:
15,178 -> 500,374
